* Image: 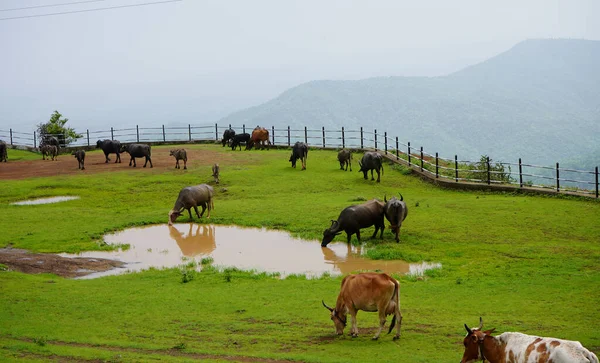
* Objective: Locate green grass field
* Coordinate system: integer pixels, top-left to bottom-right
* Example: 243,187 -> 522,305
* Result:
1,144 -> 599,362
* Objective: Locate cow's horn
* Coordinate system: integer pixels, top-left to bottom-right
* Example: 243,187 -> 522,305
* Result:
322,300 -> 333,312
399,193 -> 404,201
478,317 -> 483,330
464,324 -> 473,335
384,194 -> 387,203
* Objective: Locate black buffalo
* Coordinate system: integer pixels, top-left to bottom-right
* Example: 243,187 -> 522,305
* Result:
0,140 -> 7,162
120,143 -> 153,168
384,194 -> 408,243
230,133 -> 250,151
289,142 -> 308,170
221,129 -> 236,147
321,199 -> 385,247
359,152 -> 384,182
72,149 -> 85,170
337,149 -> 352,171
96,139 -> 122,163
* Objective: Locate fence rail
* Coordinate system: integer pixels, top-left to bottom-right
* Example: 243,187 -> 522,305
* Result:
2,124 -> 598,199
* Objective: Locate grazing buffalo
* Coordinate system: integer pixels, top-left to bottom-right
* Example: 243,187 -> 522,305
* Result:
289,142 -> 308,170
0,140 -> 7,162
168,184 -> 215,225
338,149 -> 352,171
40,145 -> 58,160
72,149 -> 85,170
383,194 -> 408,243
321,199 -> 385,247
322,272 -> 402,340
230,133 -> 250,151
212,163 -> 220,184
120,143 -> 153,168
461,318 -> 599,363
248,127 -> 270,150
359,152 -> 384,182
96,139 -> 121,163
169,149 -> 187,169
221,128 -> 236,147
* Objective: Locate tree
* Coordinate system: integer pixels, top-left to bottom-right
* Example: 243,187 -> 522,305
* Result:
37,111 -> 82,147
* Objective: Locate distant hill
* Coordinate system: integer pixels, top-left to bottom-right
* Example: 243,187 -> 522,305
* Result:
219,39 -> 600,168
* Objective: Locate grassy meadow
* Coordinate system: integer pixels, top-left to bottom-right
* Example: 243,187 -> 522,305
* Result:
0,144 -> 599,362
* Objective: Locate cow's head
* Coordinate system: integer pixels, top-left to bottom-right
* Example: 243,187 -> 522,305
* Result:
96,140 -> 103,148
322,300 -> 346,335
461,318 -> 495,363
168,210 -> 181,225
289,152 -> 297,168
169,149 -> 176,156
322,220 -> 341,247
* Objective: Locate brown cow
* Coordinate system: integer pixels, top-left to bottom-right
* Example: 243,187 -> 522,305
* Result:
461,318 -> 599,363
322,272 -> 402,340
247,126 -> 271,150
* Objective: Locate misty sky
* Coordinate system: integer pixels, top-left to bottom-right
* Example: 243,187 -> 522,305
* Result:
1,0 -> 599,132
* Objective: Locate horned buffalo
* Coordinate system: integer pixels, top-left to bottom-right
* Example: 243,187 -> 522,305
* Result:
72,149 -> 85,170
461,318 -> 599,363
289,142 -> 308,170
322,272 -> 402,340
169,149 -> 187,169
168,184 -> 215,224
0,140 -> 7,162
384,194 -> 408,242
120,143 -> 152,168
221,128 -> 235,147
321,199 -> 385,247
230,133 -> 250,151
248,127 -> 270,150
338,149 -> 352,171
359,152 -> 384,182
96,139 -> 121,163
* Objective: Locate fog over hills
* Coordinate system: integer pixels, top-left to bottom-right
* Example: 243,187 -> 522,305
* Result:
220,39 -> 600,167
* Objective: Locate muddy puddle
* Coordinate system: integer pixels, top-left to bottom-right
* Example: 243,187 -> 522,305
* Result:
11,196 -> 80,205
62,224 -> 441,279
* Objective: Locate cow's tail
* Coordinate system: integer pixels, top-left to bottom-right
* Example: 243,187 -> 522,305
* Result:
388,280 -> 400,334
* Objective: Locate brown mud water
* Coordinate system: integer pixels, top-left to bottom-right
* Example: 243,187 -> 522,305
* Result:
61,224 -> 441,279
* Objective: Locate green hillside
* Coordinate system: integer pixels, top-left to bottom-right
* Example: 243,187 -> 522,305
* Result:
220,39 -> 600,168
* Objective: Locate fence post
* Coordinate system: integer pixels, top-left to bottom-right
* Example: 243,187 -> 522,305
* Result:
342,127 -> 345,149
136,125 -> 139,142
360,127 -> 364,149
287,126 -> 290,146
229,124 -> 231,129
374,129 -> 378,150
420,146 -> 424,172
384,132 -> 387,154
395,137 -> 399,160
408,142 -> 411,166
273,126 -> 276,145
486,156 -> 491,185
189,124 -> 192,141
243,124 -> 246,134
304,126 -> 307,144
519,158 -> 523,188
214,123 -> 218,140
322,127 -> 325,148
9,129 -> 13,145
87,129 -> 90,146
33,131 -> 36,148
111,127 -> 114,140
596,166 -> 599,199
455,155 -> 458,182
556,162 -> 560,192
162,125 -> 166,142
435,152 -> 439,178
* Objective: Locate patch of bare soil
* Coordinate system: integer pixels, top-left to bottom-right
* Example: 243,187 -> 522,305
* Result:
0,248 -> 124,278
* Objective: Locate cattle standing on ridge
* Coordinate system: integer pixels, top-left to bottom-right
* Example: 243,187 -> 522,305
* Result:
221,129 -> 236,147
169,149 -> 187,169
338,149 -> 352,171
289,142 -> 308,170
212,163 -> 220,184
168,184 -> 215,225
321,199 -> 385,247
230,133 -> 250,151
0,140 -> 7,162
96,139 -> 121,163
383,194 -> 408,243
72,149 -> 85,170
40,145 -> 58,161
359,152 -> 384,182
120,143 -> 153,168
461,318 -> 598,363
322,272 -> 402,340
247,127 -> 270,150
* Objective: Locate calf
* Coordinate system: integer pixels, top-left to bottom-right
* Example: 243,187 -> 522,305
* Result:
383,193 -> 408,242
321,199 -> 385,247
0,140 -> 7,162
96,139 -> 121,163
230,133 -> 250,151
221,128 -> 236,147
359,152 -> 384,182
72,149 -> 85,170
212,163 -> 220,184
169,149 -> 187,169
40,145 -> 58,160
120,143 -> 153,168
322,272 -> 402,340
461,318 -> 598,363
338,149 -> 352,171
289,142 -> 308,170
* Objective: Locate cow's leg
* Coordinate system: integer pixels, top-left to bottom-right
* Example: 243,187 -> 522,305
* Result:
183,159 -> 187,170
372,309 -> 387,340
350,312 -> 359,337
116,153 -> 121,163
355,230 -> 361,242
376,169 -> 381,182
371,169 -> 375,180
175,159 -> 179,169
187,208 -> 193,220
148,157 -> 153,168
302,157 -> 306,170
194,206 -> 201,218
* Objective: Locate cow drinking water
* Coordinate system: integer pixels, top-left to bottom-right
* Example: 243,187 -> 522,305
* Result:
168,184 -> 215,225
322,272 -> 402,340
321,199 -> 385,247
120,143 -> 153,168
